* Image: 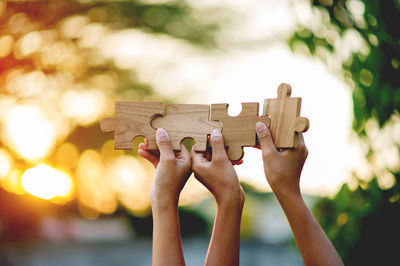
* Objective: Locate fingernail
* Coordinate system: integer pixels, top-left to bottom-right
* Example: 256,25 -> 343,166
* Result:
212,129 -> 222,137
157,128 -> 168,139
256,122 -> 266,134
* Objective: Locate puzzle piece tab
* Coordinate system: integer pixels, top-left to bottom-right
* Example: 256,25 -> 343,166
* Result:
151,104 -> 222,151
263,83 -> 309,148
100,83 -> 310,157
100,102 -> 164,150
211,103 -> 270,161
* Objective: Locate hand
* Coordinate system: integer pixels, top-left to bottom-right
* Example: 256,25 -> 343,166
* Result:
255,122 -> 308,198
138,128 -> 192,205
192,129 -> 244,206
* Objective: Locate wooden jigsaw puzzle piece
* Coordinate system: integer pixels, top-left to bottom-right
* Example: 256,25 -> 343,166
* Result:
263,83 -> 309,148
100,102 -> 164,150
211,103 -> 270,161
151,104 -> 222,151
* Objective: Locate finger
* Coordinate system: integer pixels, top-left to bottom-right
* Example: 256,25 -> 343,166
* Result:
297,133 -> 308,157
191,145 -> 206,162
140,141 -> 160,156
256,122 -> 277,159
297,132 -> 305,147
232,159 -> 243,165
139,142 -> 148,150
191,145 -> 208,166
138,149 -> 159,167
210,129 -> 228,161
156,128 -> 175,160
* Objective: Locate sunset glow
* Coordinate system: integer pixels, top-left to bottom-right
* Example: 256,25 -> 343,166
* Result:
21,164 -> 73,201
3,105 -> 56,160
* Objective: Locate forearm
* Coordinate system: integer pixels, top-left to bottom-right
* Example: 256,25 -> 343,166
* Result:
151,200 -> 185,266
274,191 -> 343,266
205,198 -> 244,266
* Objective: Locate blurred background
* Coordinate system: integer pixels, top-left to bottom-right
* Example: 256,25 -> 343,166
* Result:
0,0 -> 399,265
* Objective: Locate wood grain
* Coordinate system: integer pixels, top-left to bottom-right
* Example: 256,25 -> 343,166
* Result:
211,103 -> 270,161
100,102 -> 164,149
263,83 -> 309,148
151,104 -> 222,151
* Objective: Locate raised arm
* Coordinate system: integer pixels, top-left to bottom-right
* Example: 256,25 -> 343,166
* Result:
255,122 -> 343,266
192,129 -> 245,266
138,128 -> 192,266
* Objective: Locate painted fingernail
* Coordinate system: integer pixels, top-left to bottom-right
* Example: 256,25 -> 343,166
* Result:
212,129 -> 222,137
256,122 -> 266,134
157,128 -> 168,139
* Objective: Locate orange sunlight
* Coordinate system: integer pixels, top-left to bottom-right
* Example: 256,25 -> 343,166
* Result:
21,164 -> 74,202
3,104 -> 56,160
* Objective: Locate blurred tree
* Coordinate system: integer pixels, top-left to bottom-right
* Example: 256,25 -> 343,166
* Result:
290,0 -> 400,263
0,0 -> 221,240
290,0 -> 400,134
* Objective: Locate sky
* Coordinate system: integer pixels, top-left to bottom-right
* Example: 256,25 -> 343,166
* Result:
105,0 -> 369,196
0,0 -> 371,202
204,45 -> 366,196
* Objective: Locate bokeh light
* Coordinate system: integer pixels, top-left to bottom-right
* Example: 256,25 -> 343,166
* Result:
0,148 -> 12,178
21,164 -> 74,201
0,35 -> 14,58
60,89 -> 108,126
55,142 -> 80,169
76,149 -> 117,215
108,156 -> 151,217
1,169 -> 25,195
2,104 -> 56,160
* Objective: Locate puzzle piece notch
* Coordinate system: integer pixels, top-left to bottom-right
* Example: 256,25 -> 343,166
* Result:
211,102 -> 270,161
151,104 -> 222,151
100,102 -> 164,150
263,83 -> 309,148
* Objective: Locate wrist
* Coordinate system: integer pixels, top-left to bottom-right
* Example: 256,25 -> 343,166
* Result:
215,187 -> 245,209
150,188 -> 179,210
268,175 -> 301,199
273,187 -> 302,206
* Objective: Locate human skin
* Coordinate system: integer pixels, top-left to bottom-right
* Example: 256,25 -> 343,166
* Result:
255,122 -> 343,266
139,128 -> 244,266
192,129 -> 245,266
138,128 -> 191,266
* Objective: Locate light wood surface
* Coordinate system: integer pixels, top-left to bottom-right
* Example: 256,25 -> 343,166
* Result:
100,102 -> 164,150
151,104 -> 222,151
263,83 -> 309,148
101,84 -> 309,154
211,103 -> 270,161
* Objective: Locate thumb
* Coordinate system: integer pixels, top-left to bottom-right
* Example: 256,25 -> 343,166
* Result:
210,129 -> 228,162
256,122 -> 277,159
156,128 -> 175,160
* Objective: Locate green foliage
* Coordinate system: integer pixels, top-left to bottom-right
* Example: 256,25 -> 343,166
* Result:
314,171 -> 400,263
291,0 -> 400,261
290,0 -> 400,135
0,0 -> 221,225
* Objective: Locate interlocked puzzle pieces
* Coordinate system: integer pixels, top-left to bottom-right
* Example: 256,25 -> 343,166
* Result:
211,103 -> 270,160
101,83 -> 309,161
151,104 -> 222,151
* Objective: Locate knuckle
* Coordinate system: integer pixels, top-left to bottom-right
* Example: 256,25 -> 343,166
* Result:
258,132 -> 268,139
212,136 -> 224,145
158,138 -> 170,145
